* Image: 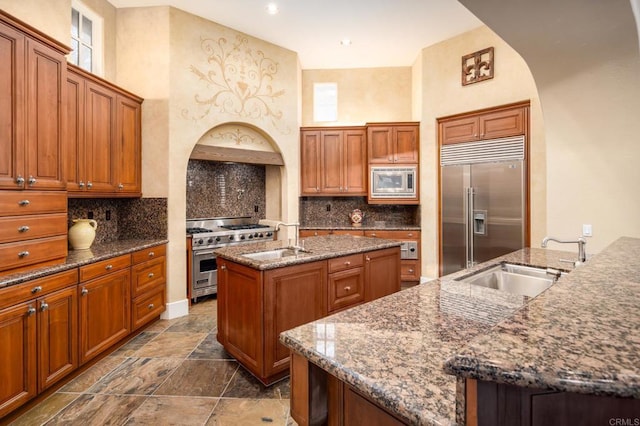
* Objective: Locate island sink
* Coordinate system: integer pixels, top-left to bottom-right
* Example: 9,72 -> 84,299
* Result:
241,247 -> 311,261
455,262 -> 564,298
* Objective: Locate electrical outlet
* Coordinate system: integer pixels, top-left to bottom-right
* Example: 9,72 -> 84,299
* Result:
326,204 -> 331,212
254,205 -> 259,213
106,210 -> 111,221
582,224 -> 592,237
88,211 -> 94,219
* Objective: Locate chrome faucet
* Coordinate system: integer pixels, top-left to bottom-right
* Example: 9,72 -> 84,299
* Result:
541,236 -> 587,266
274,222 -> 301,252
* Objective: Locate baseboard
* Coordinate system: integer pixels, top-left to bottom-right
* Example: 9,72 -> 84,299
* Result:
420,276 -> 436,284
162,298 -> 189,320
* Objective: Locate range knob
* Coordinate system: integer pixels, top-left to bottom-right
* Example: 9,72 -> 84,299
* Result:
207,238 -> 214,244
215,236 -> 221,242
258,233 -> 264,238
229,235 -> 234,241
240,235 -> 246,240
248,234 -> 254,239
197,239 -> 204,245
254,232 -> 259,237
266,232 -> 273,237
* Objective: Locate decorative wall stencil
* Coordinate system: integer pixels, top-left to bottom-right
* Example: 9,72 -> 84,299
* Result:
183,34 -> 290,133
213,128 -> 262,146
462,47 -> 494,86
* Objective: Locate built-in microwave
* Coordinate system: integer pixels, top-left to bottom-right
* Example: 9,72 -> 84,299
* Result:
369,165 -> 417,199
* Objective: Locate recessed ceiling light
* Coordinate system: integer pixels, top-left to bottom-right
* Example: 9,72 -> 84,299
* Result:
340,38 -> 352,46
266,3 -> 279,15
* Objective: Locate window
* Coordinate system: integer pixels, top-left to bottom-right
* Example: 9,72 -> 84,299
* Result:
70,0 -> 103,76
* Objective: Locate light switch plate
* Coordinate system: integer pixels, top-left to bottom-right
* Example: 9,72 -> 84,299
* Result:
582,224 -> 593,237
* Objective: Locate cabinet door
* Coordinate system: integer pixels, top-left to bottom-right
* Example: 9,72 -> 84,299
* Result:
217,259 -> 263,374
37,286 -> 78,392
115,95 -> 141,194
25,38 -> 66,190
440,116 -> 479,145
393,125 -> 418,163
320,130 -> 343,193
300,130 -> 322,195
84,80 -> 116,193
264,261 -> 327,377
79,269 -> 130,364
365,248 -> 401,302
343,129 -> 367,194
0,302 -> 37,418
0,22 -> 25,190
480,107 -> 526,139
367,126 -> 393,164
65,69 -> 85,192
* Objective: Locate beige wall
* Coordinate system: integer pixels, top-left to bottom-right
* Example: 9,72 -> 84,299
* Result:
461,0 -> 640,255
301,67 -> 413,125
416,26 -> 545,277
0,0 -> 117,81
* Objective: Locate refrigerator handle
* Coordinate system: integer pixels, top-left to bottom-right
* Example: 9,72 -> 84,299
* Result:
467,187 -> 476,268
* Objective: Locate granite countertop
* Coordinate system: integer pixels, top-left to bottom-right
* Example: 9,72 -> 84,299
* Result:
444,236 -> 640,399
0,239 -> 169,289
280,247 -> 578,425
300,225 -> 421,231
214,234 -> 402,270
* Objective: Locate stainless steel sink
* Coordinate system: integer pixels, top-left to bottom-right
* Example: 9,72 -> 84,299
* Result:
242,248 -> 310,261
455,263 -> 564,298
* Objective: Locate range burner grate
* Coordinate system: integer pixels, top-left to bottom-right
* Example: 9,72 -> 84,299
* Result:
187,227 -> 212,234
222,224 -> 269,231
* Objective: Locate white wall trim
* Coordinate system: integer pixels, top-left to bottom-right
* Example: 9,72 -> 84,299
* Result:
161,298 -> 189,320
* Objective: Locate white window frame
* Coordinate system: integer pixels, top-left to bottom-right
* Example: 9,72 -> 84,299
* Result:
70,0 -> 104,76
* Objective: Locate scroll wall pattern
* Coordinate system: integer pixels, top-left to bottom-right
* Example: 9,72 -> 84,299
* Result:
182,34 -> 290,134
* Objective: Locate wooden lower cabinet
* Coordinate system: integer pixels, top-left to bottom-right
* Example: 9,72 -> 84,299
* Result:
79,268 -> 130,364
0,269 -> 78,418
291,352 -> 409,426
217,247 -> 400,385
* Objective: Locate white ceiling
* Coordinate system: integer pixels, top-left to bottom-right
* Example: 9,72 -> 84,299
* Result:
107,0 -> 484,69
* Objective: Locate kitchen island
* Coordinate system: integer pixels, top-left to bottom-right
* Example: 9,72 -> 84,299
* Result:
280,237 -> 640,425
214,235 -> 402,385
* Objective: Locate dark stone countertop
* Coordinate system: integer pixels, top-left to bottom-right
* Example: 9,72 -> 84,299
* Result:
280,246 -> 584,425
0,239 -> 169,289
214,234 -> 402,270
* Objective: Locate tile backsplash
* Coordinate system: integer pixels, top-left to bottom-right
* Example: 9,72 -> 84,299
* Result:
300,197 -> 420,227
68,198 -> 168,244
186,160 -> 266,220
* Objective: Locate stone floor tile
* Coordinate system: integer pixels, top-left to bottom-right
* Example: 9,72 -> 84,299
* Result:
124,396 -> 218,425
222,367 -> 290,399
165,314 -> 216,333
87,357 -> 182,395
59,356 -> 127,393
43,394 -> 146,425
9,393 -> 79,426
134,332 -> 207,358
154,359 -> 238,397
205,398 -> 290,426
189,333 -> 233,360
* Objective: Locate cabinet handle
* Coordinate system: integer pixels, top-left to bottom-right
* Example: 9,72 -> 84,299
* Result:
18,199 -> 30,206
27,306 -> 36,316
118,183 -> 124,190
105,264 -> 113,270
408,269 -> 415,273
31,285 -> 42,294
407,233 -> 413,237
40,301 -> 49,312
316,187 -> 320,192
148,303 -> 155,310
18,225 -> 30,233
28,175 -> 37,186
16,175 -> 25,186
148,272 -> 155,278
87,181 -> 93,189
18,251 -> 29,258
220,265 -> 227,270
344,286 -> 351,292
366,256 -> 371,262
81,287 -> 88,296
344,261 -> 351,266
314,232 -> 318,236
370,233 -> 377,237
148,252 -> 155,257
79,181 -> 85,188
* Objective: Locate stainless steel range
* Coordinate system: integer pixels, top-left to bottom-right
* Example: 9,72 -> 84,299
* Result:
187,216 -> 275,302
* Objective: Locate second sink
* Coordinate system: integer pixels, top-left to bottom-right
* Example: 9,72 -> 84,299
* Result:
456,263 -> 564,298
242,248 -> 310,261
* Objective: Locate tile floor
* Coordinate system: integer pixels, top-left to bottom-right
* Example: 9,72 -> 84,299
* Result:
10,297 -> 297,426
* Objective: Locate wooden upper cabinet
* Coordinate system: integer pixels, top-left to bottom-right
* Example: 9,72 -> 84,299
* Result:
66,65 -> 143,197
300,127 -> 366,196
0,13 -> 68,190
440,103 -> 528,145
367,123 -> 419,164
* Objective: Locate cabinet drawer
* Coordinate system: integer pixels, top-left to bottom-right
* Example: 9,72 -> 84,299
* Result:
79,254 -> 131,282
131,256 -> 166,298
0,213 -> 67,243
0,191 -> 67,217
364,230 -> 420,240
401,260 -> 420,281
131,244 -> 166,265
0,269 -> 78,310
328,254 -> 364,273
0,235 -> 67,272
328,267 -> 365,313
131,285 -> 165,330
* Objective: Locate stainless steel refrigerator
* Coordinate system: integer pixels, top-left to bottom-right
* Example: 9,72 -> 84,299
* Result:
440,136 -> 526,276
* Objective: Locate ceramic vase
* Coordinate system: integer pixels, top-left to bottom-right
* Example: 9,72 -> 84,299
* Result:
68,219 -> 98,250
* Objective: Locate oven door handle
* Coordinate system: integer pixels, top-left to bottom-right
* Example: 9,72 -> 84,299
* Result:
194,250 -> 216,257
